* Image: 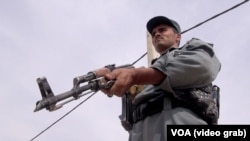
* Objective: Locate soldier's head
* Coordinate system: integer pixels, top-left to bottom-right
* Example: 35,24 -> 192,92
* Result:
147,16 -> 181,54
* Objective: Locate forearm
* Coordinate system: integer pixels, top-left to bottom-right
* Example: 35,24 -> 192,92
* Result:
132,67 -> 166,86
102,67 -> 166,97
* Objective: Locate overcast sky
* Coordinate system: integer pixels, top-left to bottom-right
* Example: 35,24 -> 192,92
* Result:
1,0 -> 250,141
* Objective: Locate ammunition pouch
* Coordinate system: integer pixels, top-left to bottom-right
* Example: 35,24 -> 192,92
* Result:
173,84 -> 220,125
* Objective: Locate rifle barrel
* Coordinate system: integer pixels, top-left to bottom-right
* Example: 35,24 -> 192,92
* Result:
34,84 -> 92,112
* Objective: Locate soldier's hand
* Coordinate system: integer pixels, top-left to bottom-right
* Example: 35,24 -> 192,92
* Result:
101,68 -> 135,97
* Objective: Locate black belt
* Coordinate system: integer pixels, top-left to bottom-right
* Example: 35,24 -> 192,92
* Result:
132,95 -> 165,124
131,88 -> 215,125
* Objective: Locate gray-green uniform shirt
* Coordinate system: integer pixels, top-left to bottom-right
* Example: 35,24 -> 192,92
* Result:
129,38 -> 221,141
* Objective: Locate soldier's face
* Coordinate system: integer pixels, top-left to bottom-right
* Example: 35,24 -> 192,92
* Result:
152,24 -> 181,54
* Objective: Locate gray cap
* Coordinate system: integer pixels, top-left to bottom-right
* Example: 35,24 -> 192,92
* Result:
146,16 -> 181,34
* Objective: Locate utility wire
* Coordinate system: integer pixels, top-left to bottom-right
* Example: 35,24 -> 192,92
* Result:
30,1 -> 249,140
30,92 -> 97,141
132,52 -> 147,65
138,0 -> 249,59
181,0 -> 249,34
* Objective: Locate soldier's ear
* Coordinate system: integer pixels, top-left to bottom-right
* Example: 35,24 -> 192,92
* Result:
177,34 -> 181,41
176,34 -> 181,45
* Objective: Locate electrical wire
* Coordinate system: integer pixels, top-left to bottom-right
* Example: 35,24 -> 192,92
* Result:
135,0 -> 250,61
30,1 -> 249,140
181,0 -> 249,34
30,92 -> 97,141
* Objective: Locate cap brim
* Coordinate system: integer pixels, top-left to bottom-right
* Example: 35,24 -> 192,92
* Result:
147,16 -> 179,34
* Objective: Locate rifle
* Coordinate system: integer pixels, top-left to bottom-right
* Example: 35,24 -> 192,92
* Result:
33,64 -> 134,112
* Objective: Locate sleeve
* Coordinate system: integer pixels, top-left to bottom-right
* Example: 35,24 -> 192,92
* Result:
151,38 -> 221,92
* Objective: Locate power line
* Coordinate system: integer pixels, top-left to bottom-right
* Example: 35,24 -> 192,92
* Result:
30,92 -> 97,141
138,0 -> 249,59
30,0 -> 249,140
181,0 -> 249,34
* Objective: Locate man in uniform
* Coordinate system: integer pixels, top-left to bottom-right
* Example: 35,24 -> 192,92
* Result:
102,16 -> 221,141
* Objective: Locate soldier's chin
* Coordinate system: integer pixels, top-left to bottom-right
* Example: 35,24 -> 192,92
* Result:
155,45 -> 170,53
